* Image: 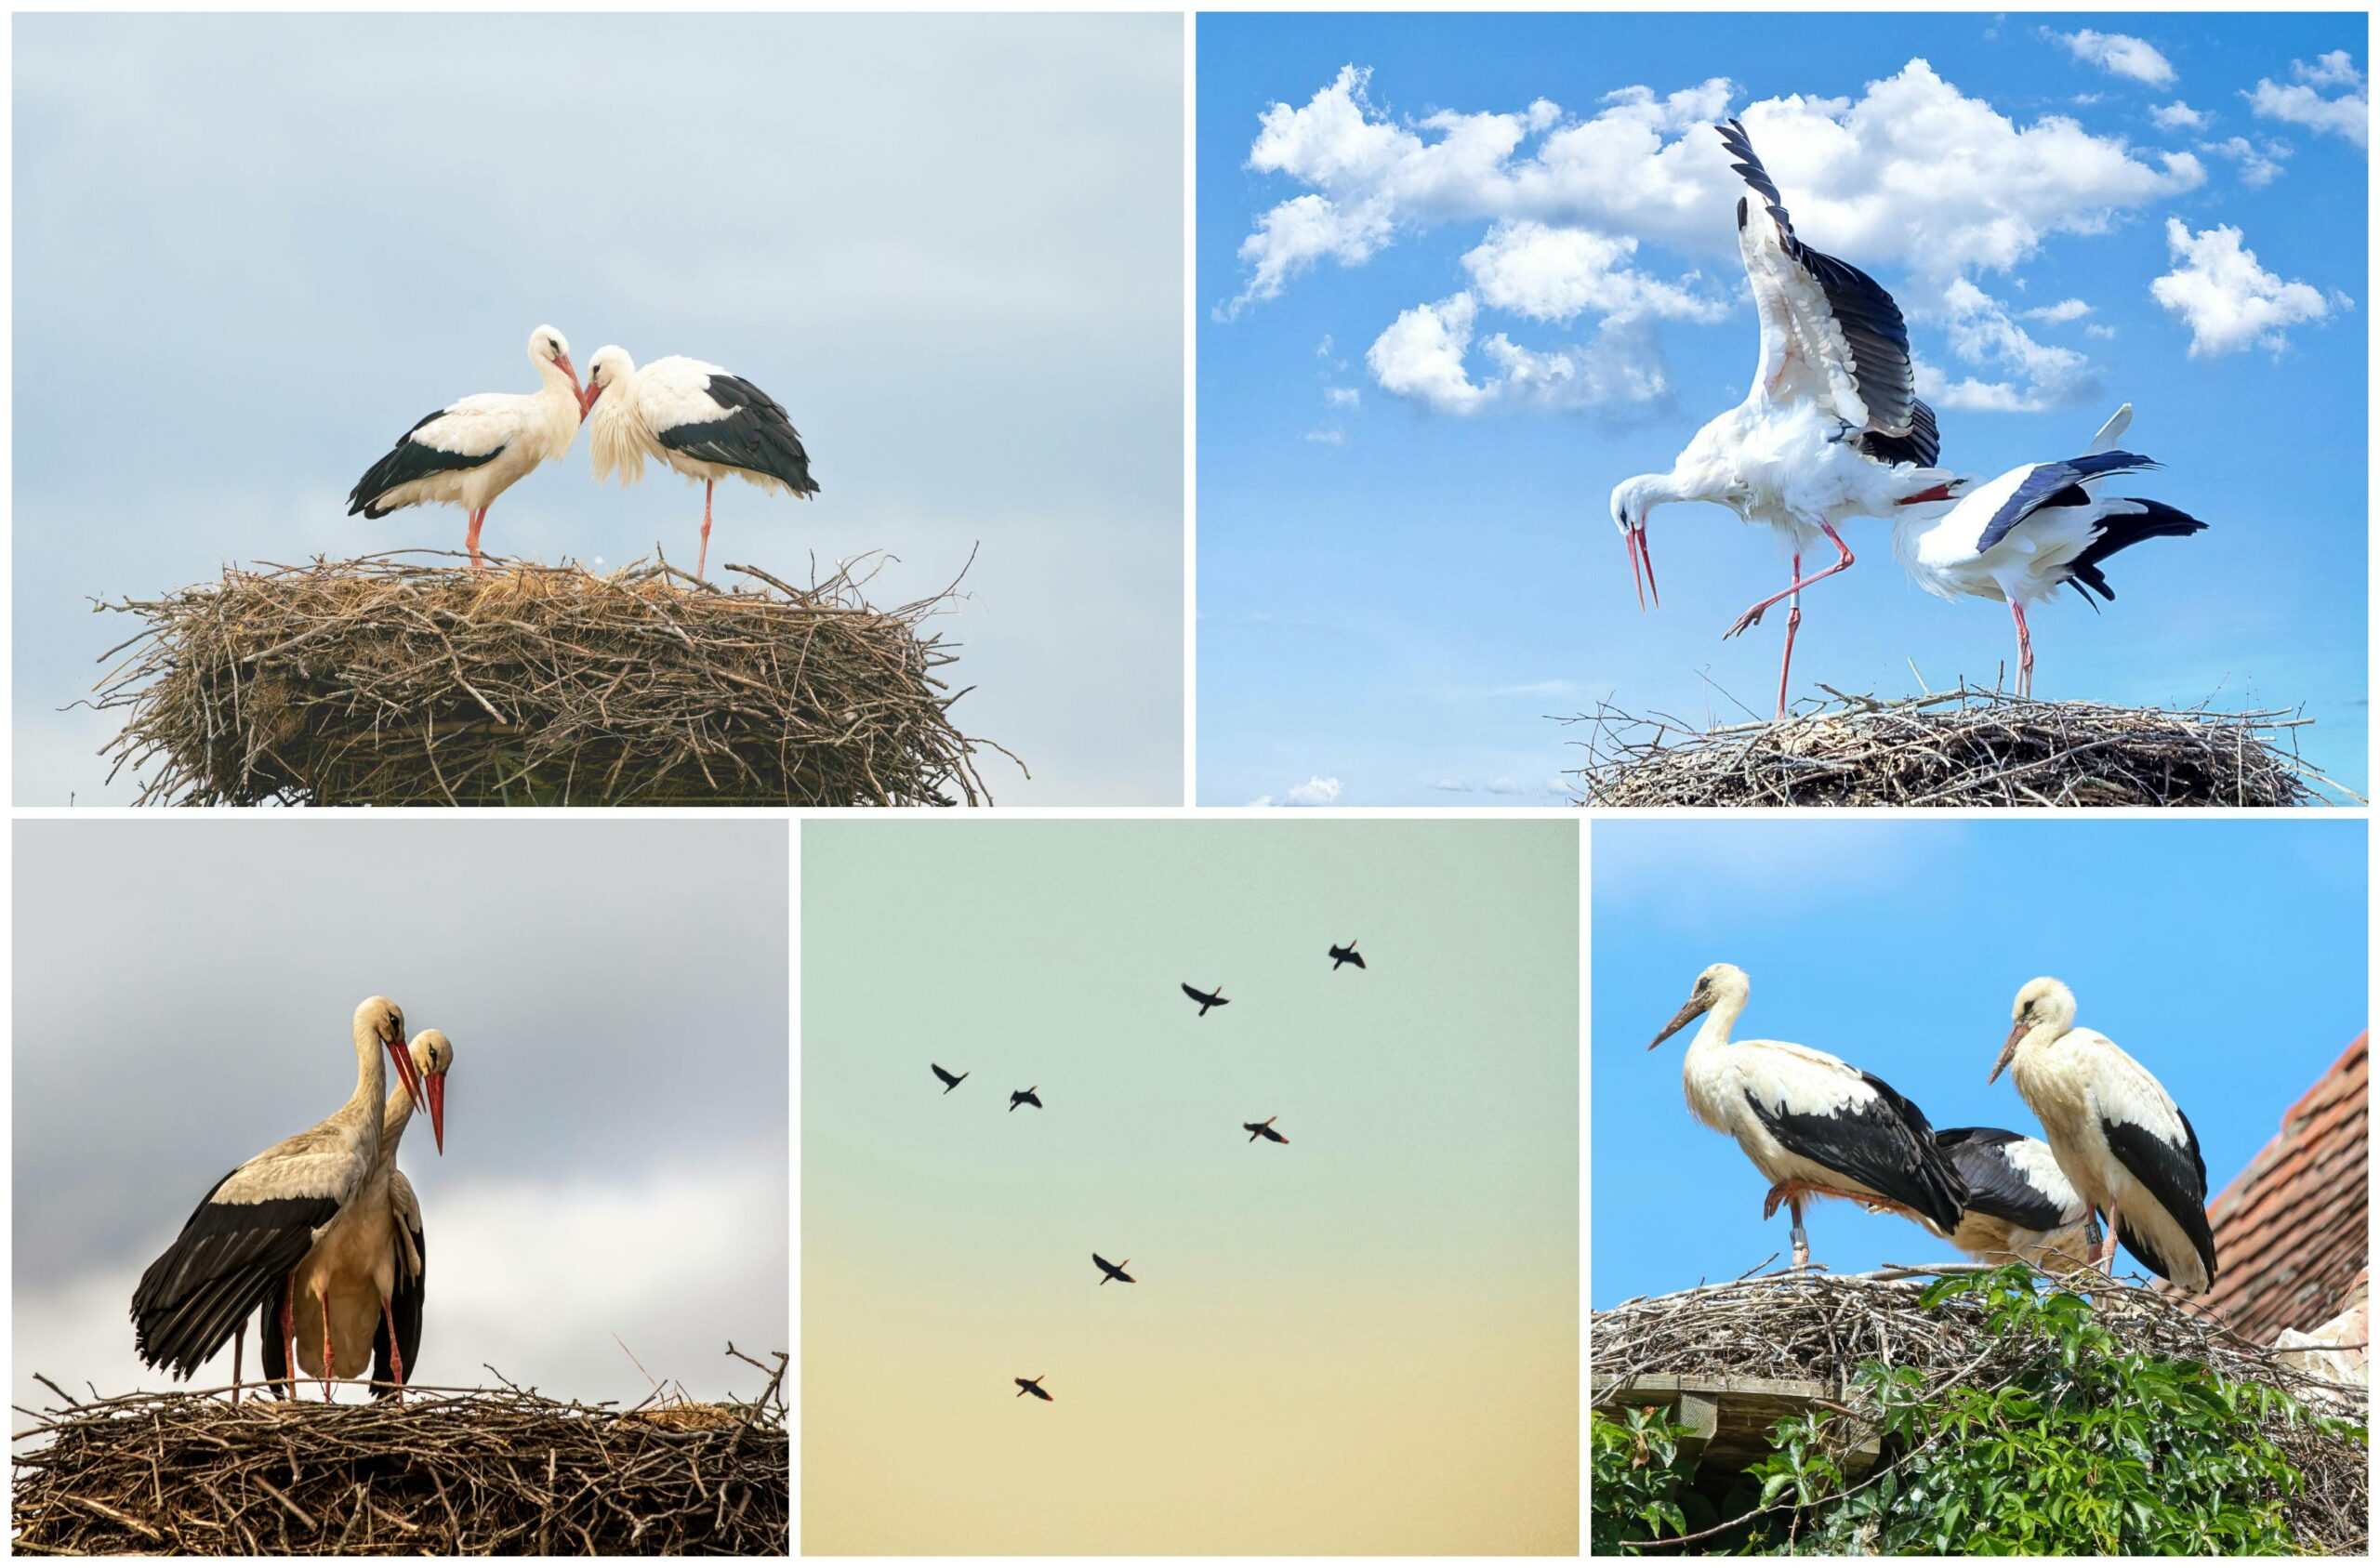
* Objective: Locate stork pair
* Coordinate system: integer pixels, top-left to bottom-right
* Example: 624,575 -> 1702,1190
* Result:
1648,965 -> 2215,1293
1609,119 -> 2209,718
130,997 -> 455,1403
347,326 -> 819,579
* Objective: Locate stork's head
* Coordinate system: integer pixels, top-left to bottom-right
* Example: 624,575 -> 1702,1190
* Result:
1990,977 -> 2077,1083
1647,962 -> 1748,1049
580,345 -> 634,418
530,325 -> 581,402
407,1029 -> 454,1154
354,995 -> 423,1113
1609,474 -> 1670,612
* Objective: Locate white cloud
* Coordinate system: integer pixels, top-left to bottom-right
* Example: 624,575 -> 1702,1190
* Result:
2246,55 -> 2369,149
1917,279 -> 2098,411
2150,100 -> 2209,130
1303,427 -> 1347,445
2200,135 -> 2291,187
1368,292 -> 1491,413
1459,219 -> 1726,324
2150,217 -> 2349,356
2049,29 -> 2177,87
2084,323 -> 2118,339
1366,296 -> 1673,414
1323,385 -> 1361,408
1284,775 -> 1344,805
2018,297 -> 2092,324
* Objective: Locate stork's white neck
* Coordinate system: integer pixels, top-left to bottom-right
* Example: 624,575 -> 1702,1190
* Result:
1685,988 -> 1750,1059
339,1017 -> 390,1173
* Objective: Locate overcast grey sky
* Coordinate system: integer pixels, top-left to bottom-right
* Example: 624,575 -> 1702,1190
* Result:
13,13 -> 1183,805
12,820 -> 788,1416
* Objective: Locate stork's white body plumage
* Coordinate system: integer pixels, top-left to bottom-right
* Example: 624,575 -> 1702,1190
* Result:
280,1033 -> 446,1398
1649,965 -> 1966,1269
130,999 -> 423,1399
1610,118 -> 1962,718
1892,405 -> 2208,694
1991,978 -> 2216,1293
348,326 -> 585,569
584,348 -> 819,579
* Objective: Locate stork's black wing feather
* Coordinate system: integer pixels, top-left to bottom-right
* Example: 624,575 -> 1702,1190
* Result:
1856,399 -> 1941,469
1975,451 -> 2162,553
2064,499 -> 2209,604
2102,1110 -> 2217,1286
1747,1073 -> 1968,1234
1716,117 -> 1918,437
347,411 -> 507,518
657,374 -> 820,495
373,1214 -> 425,1397
1934,1127 -> 2075,1233
259,1274 -> 292,1398
131,1169 -> 337,1381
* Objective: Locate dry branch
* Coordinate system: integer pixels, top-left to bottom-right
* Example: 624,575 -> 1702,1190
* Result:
1564,684 -> 2347,807
90,550 -> 1016,806
1593,1268 -> 2366,1554
11,1351 -> 788,1556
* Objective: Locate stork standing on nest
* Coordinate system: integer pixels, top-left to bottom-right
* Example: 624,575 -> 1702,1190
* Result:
131,998 -> 424,1400
1646,964 -> 1966,1270
1884,1127 -> 2101,1272
1608,119 -> 1963,719
264,1031 -> 449,1401
348,327 -> 587,571
581,347 -> 820,582
1892,405 -> 2209,696
1990,977 -> 2217,1291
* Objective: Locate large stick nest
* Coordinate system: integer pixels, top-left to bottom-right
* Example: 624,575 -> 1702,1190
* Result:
90,551 -> 1019,806
1565,684 -> 2347,807
1593,1267 -> 2367,1553
10,1350 -> 788,1555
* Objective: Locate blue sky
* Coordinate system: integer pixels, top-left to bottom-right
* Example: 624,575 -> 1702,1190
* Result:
14,14 -> 1183,804
1198,14 -> 2368,805
1589,819 -> 2369,1308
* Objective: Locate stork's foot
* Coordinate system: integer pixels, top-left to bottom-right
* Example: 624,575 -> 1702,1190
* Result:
1723,602 -> 1771,640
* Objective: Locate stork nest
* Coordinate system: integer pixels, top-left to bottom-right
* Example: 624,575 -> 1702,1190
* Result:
9,1349 -> 788,1555
89,550 -> 1019,806
1564,684 -> 2348,807
1593,1267 -> 2367,1553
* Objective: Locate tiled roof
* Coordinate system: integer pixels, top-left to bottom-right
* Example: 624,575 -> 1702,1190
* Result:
2189,1034 -> 2368,1345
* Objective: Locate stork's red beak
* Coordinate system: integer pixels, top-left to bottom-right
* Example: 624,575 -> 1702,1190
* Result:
1647,995 -> 1707,1050
557,355 -> 587,421
578,380 -> 602,419
1626,526 -> 1661,611
386,1034 -> 426,1114
1988,1020 -> 2027,1085
426,1069 -> 446,1154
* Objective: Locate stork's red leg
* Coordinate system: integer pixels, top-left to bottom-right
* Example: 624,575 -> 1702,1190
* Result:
318,1285 -> 336,1402
466,507 -> 487,573
2010,601 -> 2034,698
699,481 -> 715,581
280,1274 -> 298,1401
1772,552 -> 1805,720
381,1297 -> 406,1392
1723,523 -> 1857,641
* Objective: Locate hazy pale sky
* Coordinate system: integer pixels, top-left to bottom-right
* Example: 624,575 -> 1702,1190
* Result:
802,821 -> 1579,1554
12,820 -> 788,1416
13,12 -> 1183,805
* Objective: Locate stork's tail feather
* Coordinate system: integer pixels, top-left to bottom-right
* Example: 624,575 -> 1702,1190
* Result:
2066,499 -> 2209,605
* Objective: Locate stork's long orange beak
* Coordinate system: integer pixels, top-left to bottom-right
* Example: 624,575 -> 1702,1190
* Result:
425,1069 -> 446,1154
578,380 -> 602,419
386,1034 -> 426,1114
1988,1020 -> 2028,1085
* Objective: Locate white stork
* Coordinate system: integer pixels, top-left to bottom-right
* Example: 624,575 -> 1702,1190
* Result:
1609,118 -> 1963,719
1646,964 -> 1966,1270
347,325 -> 586,570
1924,1127 -> 2100,1273
1990,977 -> 2217,1292
130,997 -> 424,1399
1892,405 -> 2208,695
581,347 -> 820,581
265,1030 -> 448,1401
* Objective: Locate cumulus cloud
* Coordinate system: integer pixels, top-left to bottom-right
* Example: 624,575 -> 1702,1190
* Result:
2150,217 -> 2349,355
2246,53 -> 2368,149
2049,29 -> 2177,86
2199,134 -> 2291,186
1284,775 -> 1344,805
1367,295 -> 1673,414
2149,100 -> 2209,130
1917,279 -> 2098,411
1323,385 -> 1361,408
2018,297 -> 2093,324
1368,293 -> 1492,413
1459,219 -> 1726,323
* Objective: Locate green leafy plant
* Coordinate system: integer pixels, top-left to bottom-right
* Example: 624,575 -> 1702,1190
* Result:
1591,1403 -> 1702,1553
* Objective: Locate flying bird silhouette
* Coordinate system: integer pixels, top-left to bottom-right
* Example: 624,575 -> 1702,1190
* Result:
1182,982 -> 1229,1017
1010,1087 -> 1043,1113
931,1063 -> 968,1094
1244,1116 -> 1289,1144
1328,940 -> 1366,970
1092,1252 -> 1135,1285
1014,1375 -> 1053,1402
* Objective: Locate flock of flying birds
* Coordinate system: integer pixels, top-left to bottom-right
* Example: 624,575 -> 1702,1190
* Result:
1647,964 -> 2217,1294
1607,118 -> 2212,718
930,939 -> 1368,1403
345,327 -> 818,578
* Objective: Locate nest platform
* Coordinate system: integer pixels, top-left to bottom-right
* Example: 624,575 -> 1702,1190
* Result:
1567,684 -> 2345,807
92,551 -> 1013,806
10,1353 -> 788,1555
